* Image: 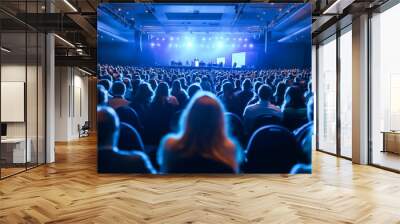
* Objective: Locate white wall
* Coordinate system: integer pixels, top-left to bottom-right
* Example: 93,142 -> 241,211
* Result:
55,67 -> 89,141
1,64 -> 39,138
1,63 -> 46,164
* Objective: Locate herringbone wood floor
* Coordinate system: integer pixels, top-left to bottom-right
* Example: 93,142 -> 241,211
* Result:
1,135 -> 400,224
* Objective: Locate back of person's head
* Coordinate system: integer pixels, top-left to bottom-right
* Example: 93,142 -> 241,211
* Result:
222,82 -> 234,96
135,82 -> 153,102
200,80 -> 212,92
254,81 -> 263,93
282,86 -> 305,109
111,81 -> 126,97
187,83 -> 201,98
153,82 -> 169,103
131,79 -> 141,91
179,92 -> 226,142
98,79 -> 112,92
274,81 -> 286,97
99,74 -> 112,83
149,79 -> 158,91
242,79 -> 252,91
173,92 -> 237,169
115,106 -> 142,130
258,84 -> 273,102
123,78 -> 132,89
171,80 -> 181,93
307,96 -> 314,122
98,85 -> 108,105
97,106 -> 120,148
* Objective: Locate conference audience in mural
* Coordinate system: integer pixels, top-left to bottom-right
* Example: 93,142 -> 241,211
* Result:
97,65 -> 313,174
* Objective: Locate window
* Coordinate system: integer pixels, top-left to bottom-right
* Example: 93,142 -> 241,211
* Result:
339,28 -> 352,158
370,3 -> 400,171
317,36 -> 337,154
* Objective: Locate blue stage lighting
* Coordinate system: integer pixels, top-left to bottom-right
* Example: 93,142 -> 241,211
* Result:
170,37 -> 174,41
249,43 -> 254,48
244,38 -> 248,42
186,41 -> 193,48
150,42 -> 155,47
202,37 -> 206,41
156,43 -> 161,47
239,38 -> 243,42
168,43 -> 172,48
243,44 -> 247,48
217,41 -> 224,49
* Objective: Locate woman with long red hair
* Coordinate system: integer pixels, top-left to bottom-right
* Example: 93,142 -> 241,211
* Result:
157,92 -> 242,173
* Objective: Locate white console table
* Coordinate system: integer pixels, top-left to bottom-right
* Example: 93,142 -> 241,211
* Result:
1,138 -> 31,163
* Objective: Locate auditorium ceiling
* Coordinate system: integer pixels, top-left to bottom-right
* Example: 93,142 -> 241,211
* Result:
101,3 -> 309,34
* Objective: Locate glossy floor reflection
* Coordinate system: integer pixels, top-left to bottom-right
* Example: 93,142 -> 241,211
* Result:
0,135 -> 399,223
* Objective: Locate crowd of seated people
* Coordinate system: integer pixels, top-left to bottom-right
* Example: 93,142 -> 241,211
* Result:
97,64 -> 313,174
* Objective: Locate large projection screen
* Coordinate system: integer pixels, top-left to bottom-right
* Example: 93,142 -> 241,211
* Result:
217,57 -> 225,66
1,82 -> 25,122
232,52 -> 246,68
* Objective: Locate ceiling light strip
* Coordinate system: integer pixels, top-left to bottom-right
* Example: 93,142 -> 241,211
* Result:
63,0 -> 78,12
1,47 -> 11,53
54,34 -> 75,48
78,68 -> 92,76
